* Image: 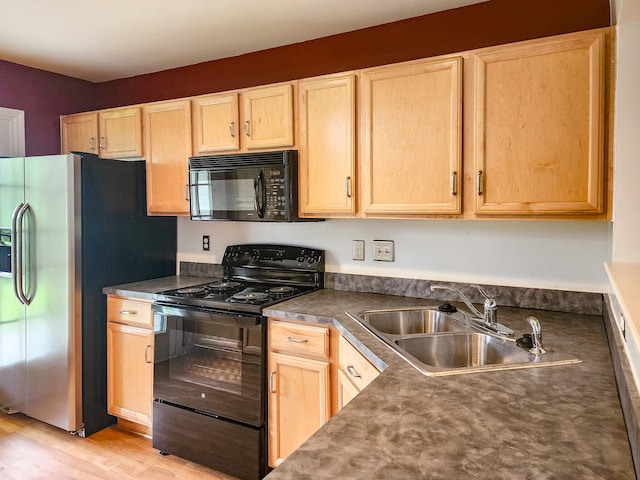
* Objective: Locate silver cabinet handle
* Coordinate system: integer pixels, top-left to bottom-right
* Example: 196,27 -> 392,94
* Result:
229,122 -> 235,138
346,365 -> 362,379
345,176 -> 352,198
99,136 -> 106,150
476,170 -> 483,196
184,184 -> 190,202
89,137 -> 96,151
119,310 -> 137,315
287,336 -> 308,343
244,120 -> 250,137
451,172 -> 458,196
269,372 -> 276,393
144,345 -> 152,364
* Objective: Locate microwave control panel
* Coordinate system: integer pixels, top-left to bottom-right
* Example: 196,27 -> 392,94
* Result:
264,168 -> 289,219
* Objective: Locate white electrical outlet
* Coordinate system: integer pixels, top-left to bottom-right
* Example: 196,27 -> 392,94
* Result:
352,240 -> 365,261
372,240 -> 394,262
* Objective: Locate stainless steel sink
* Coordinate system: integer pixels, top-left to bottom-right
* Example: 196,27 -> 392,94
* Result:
346,307 -> 581,376
357,307 -> 468,335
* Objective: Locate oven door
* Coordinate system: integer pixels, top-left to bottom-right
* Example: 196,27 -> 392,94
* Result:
189,165 -> 265,221
152,303 -> 265,427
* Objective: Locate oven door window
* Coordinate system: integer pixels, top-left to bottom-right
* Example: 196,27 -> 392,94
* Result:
154,311 -> 264,426
190,167 -> 261,221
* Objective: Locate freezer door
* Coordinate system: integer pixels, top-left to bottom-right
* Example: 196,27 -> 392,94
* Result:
22,154 -> 82,432
0,157 -> 26,411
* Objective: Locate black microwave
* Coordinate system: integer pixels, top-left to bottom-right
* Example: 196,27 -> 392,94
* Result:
189,150 -> 314,222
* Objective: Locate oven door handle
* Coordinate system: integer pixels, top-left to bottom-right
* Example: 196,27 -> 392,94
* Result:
151,302 -> 262,328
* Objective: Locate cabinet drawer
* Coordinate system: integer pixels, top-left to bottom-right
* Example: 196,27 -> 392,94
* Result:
107,296 -> 153,328
339,336 -> 380,390
270,320 -> 329,359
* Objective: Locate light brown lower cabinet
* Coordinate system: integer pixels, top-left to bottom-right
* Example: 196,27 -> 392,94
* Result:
106,296 -> 154,435
268,318 -> 382,467
337,335 -> 381,410
268,319 -> 331,467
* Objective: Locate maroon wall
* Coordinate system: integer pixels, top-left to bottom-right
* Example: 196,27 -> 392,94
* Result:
95,0 -> 611,109
0,60 -> 95,155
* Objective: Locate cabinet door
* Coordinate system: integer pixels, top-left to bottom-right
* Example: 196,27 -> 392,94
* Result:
337,368 -> 360,410
143,100 -> 192,215
473,31 -> 605,215
298,73 -> 356,216
98,107 -> 143,158
360,57 -> 463,216
107,322 -> 154,426
192,93 -> 240,153
268,351 -> 330,467
61,112 -> 98,154
242,83 -> 294,150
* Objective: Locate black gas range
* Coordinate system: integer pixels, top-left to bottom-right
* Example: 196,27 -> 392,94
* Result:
150,244 -> 324,480
153,244 -> 324,314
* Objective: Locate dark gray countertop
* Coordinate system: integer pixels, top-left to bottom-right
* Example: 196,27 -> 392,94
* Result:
103,279 -> 634,479
102,275 -> 219,299
263,289 -> 635,480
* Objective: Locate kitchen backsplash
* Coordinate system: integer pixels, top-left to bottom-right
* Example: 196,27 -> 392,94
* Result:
180,262 -> 603,316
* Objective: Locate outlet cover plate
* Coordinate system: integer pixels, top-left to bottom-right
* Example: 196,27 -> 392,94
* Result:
373,240 -> 394,262
352,240 -> 365,261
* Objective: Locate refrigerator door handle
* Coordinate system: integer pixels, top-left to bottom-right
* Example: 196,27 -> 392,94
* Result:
12,202 -> 31,305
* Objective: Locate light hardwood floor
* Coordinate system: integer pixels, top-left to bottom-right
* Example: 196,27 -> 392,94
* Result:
0,412 -> 238,480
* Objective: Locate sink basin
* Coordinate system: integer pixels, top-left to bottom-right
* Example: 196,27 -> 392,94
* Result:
393,332 -> 581,375
395,332 -> 532,369
346,307 -> 581,376
355,307 -> 468,335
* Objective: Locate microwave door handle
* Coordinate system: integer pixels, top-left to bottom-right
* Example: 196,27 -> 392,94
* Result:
254,172 -> 265,219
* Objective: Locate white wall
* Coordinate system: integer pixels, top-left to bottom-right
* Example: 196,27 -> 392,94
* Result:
609,0 -> 640,389
178,217 -> 611,292
612,0 -> 640,262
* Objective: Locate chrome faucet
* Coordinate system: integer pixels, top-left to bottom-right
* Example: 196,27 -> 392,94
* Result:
430,284 -> 514,337
526,316 -> 546,355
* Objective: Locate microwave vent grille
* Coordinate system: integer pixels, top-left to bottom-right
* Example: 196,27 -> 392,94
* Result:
189,150 -> 296,170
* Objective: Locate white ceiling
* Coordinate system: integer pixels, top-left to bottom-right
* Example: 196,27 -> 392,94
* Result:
0,0 -> 486,82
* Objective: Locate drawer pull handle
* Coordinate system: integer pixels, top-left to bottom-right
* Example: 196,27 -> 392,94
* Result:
287,336 -> 308,344
269,372 -> 276,393
347,365 -> 362,379
120,310 -> 137,315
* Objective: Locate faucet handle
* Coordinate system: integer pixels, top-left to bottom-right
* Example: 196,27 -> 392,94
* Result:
472,285 -> 496,303
526,316 -> 546,355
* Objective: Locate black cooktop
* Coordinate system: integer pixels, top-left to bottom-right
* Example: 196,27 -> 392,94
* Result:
153,244 -> 325,315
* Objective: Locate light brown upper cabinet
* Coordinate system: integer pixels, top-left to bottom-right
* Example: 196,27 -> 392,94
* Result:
143,99 -> 192,216
359,57 -> 463,217
242,83 -> 294,150
61,112 -> 99,155
98,107 -> 143,158
192,92 -> 240,153
472,30 -> 606,216
193,83 -> 295,155
62,108 -> 142,159
298,73 -> 356,217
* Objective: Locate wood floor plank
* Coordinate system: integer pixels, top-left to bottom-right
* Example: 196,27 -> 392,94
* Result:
0,412 -> 238,480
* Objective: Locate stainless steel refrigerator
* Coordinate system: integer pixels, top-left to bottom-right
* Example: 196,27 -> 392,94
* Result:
0,153 -> 176,436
